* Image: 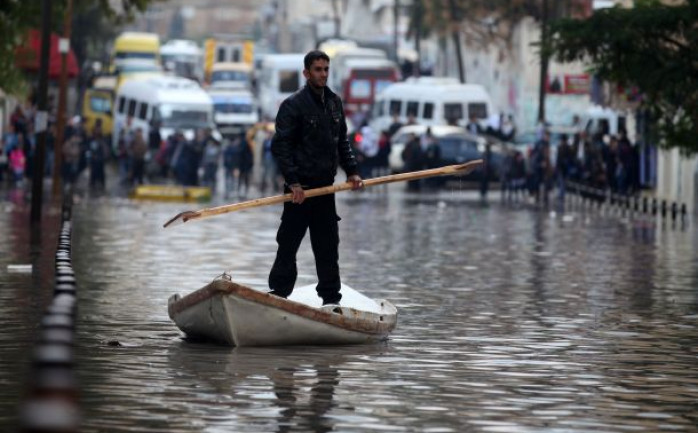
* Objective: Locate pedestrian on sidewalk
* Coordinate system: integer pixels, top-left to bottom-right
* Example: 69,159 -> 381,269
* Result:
131,128 -> 148,185
236,132 -> 254,198
89,125 -> 109,190
9,145 -> 26,186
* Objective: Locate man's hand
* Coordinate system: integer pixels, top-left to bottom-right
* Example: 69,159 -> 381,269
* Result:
290,183 -> 305,204
348,174 -> 364,191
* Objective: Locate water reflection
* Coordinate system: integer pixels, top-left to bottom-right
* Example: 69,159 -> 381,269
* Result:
166,343 -> 387,433
2,187 -> 698,432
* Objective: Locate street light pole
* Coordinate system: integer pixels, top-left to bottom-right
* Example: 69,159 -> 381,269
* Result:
537,0 -> 550,123
448,0 -> 465,83
53,0 -> 74,199
393,0 -> 399,62
31,0 -> 52,226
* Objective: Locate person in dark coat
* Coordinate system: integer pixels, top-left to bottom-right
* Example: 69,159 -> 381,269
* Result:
268,50 -> 363,307
402,133 -> 423,191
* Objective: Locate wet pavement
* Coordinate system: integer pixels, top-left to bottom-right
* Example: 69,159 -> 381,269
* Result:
1,183 -> 697,432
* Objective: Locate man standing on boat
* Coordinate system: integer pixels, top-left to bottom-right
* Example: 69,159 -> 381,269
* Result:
268,50 -> 363,308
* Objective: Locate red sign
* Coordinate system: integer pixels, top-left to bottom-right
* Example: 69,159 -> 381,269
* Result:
564,74 -> 591,94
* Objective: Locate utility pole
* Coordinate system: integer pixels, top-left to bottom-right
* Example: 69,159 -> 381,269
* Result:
331,0 -> 341,38
413,1 -> 422,77
448,0 -> 465,83
53,0 -> 73,199
31,0 -> 52,226
393,0 -> 400,62
537,0 -> 550,123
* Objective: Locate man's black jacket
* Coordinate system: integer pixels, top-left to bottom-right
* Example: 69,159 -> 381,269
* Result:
271,85 -> 358,188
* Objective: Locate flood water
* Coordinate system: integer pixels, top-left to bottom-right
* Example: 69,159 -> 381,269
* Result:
2,185 -> 697,432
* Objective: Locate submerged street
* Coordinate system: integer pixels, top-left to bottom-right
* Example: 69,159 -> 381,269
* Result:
1,185 -> 697,432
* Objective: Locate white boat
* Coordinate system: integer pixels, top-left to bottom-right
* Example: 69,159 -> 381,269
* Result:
167,275 -> 398,347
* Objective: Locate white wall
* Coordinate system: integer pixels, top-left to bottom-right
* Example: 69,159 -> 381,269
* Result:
429,17 -> 593,133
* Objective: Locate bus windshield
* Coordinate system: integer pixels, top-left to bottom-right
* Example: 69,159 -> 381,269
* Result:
155,104 -> 210,129
213,102 -> 253,114
211,70 -> 249,83
115,52 -> 157,61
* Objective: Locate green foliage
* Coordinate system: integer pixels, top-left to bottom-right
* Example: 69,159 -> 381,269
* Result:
0,0 -> 164,96
409,0 -> 580,47
548,1 -> 698,152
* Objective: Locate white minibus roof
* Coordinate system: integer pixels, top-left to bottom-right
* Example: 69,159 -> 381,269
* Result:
118,76 -> 211,105
261,54 -> 305,68
343,58 -> 397,69
377,80 -> 490,101
160,39 -> 201,56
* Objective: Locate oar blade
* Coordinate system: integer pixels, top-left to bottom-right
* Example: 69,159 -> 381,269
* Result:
454,159 -> 483,176
163,210 -> 199,228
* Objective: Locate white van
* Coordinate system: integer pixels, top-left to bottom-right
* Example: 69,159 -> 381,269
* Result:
328,47 -> 387,93
257,54 -> 305,120
113,76 -> 217,148
209,62 -> 253,90
336,57 -> 399,116
581,105 -> 631,138
370,77 -> 495,133
208,88 -> 259,136
160,39 -> 203,82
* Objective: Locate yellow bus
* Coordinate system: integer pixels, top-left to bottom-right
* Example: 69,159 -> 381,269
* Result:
113,32 -> 160,67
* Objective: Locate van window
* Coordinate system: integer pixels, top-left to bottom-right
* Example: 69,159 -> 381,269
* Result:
467,103 -> 487,119
279,70 -> 300,93
423,103 -> 434,120
138,102 -> 149,120
389,100 -> 402,116
598,119 -> 610,135
127,99 -> 137,117
118,96 -> 126,114
406,101 -> 419,117
444,103 -> 463,121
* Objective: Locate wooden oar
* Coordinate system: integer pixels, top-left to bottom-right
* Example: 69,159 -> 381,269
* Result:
163,159 -> 483,228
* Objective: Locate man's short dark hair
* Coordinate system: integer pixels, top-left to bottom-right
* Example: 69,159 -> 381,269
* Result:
304,50 -> 330,69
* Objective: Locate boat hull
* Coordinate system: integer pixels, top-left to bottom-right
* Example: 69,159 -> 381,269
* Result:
168,279 -> 397,347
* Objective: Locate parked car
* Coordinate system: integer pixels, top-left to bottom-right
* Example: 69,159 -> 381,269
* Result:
388,124 -> 503,180
512,126 -> 578,166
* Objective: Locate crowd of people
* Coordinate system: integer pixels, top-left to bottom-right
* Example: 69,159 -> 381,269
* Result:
500,121 -> 641,205
0,103 -> 108,190
1,100 -> 640,205
0,101 -> 285,197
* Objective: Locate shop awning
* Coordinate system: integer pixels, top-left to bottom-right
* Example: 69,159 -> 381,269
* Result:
15,29 -> 79,79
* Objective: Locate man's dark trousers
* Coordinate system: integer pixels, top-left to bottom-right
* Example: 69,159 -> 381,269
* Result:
269,193 -> 342,304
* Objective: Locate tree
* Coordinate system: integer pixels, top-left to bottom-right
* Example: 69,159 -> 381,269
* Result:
0,0 -> 162,95
548,0 -> 698,152
409,1 -> 584,85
